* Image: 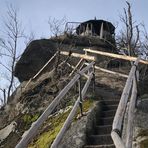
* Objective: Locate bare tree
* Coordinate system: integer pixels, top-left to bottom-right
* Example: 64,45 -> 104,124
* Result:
117,1 -> 140,56
140,24 -> 148,59
48,16 -> 67,37
24,31 -> 35,47
0,4 -> 24,104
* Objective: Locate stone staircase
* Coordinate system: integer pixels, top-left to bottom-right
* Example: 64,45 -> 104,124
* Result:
84,94 -> 120,148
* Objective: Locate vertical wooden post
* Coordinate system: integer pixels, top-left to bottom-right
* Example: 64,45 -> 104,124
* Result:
92,64 -> 95,94
126,75 -> 137,148
100,22 -> 104,39
91,23 -> 93,36
78,76 -> 83,116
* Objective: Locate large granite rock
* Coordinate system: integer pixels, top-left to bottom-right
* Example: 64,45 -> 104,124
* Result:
14,39 -> 57,82
122,96 -> 148,148
133,98 -> 148,148
58,102 -> 102,148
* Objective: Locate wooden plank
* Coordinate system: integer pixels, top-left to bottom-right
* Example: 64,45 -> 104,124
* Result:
51,72 -> 94,148
112,57 -> 140,131
60,51 -> 95,61
69,58 -> 83,76
84,48 -> 148,65
111,131 -> 125,148
15,62 -> 94,148
67,62 -> 89,79
126,75 -> 137,148
85,63 -> 128,78
24,51 -> 58,89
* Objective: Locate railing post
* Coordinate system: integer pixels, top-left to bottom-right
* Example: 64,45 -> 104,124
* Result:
92,63 -> 95,94
78,76 -> 83,116
126,74 -> 137,148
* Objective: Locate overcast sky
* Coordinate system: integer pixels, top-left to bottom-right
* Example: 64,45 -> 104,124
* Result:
0,0 -> 148,39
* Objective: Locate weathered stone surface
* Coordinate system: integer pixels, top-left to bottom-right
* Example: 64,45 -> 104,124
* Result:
122,97 -> 148,148
14,39 -> 57,82
0,121 -> 17,143
58,102 -> 102,148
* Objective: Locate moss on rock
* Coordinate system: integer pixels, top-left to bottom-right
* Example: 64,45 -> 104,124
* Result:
28,98 -> 94,148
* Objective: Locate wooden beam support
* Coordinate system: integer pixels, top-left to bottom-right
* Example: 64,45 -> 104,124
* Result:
126,76 -> 137,148
84,48 -> 148,65
85,63 -> 128,78
51,72 -> 94,148
24,51 -> 58,89
67,62 -> 89,79
15,62 -> 94,148
69,58 -> 84,76
60,51 -> 95,61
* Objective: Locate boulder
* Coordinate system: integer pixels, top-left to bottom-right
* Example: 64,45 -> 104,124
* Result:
14,39 -> 57,82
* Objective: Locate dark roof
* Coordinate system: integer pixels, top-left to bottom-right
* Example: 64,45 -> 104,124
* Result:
76,19 -> 115,35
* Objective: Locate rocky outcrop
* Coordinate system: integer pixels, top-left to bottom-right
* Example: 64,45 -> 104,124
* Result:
58,102 -> 101,148
133,97 -> 148,148
14,39 -> 57,82
122,95 -> 148,148
14,35 -> 118,82
0,121 -> 17,143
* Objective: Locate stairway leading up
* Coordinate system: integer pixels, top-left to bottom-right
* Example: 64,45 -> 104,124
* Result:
84,87 -> 120,148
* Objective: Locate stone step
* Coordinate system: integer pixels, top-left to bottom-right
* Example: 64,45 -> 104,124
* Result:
94,87 -> 121,100
98,117 -> 114,126
84,144 -> 115,148
88,134 -> 113,145
101,100 -> 119,106
102,105 -> 118,111
101,110 -> 116,117
95,125 -> 112,135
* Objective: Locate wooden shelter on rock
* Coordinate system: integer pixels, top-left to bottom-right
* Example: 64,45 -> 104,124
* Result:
76,19 -> 115,41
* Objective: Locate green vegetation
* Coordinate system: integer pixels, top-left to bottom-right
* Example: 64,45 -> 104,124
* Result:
28,109 -> 71,148
28,98 -> 94,148
141,139 -> 148,148
22,113 -> 40,129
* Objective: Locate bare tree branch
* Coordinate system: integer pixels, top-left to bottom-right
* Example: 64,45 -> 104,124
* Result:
48,16 -> 67,37
0,4 -> 24,104
117,1 -> 140,57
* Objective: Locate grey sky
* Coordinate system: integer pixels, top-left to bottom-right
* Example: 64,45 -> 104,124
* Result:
1,0 -> 148,38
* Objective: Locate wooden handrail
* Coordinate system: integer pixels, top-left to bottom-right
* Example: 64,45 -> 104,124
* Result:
60,51 -> 95,61
112,57 -> 140,130
51,72 -> 94,148
84,48 -> 148,65
16,61 -> 95,148
111,57 -> 140,148
126,73 -> 138,148
67,62 -> 89,79
69,58 -> 84,76
111,131 -> 125,148
24,51 -> 58,89
85,63 -> 128,78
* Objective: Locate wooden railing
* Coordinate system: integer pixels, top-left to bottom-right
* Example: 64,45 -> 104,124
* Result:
51,68 -> 95,148
111,57 -> 140,148
15,61 -> 95,148
16,47 -> 146,148
24,51 -> 59,89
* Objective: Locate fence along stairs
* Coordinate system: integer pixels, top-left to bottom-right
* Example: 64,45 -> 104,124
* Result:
16,47 -> 147,148
84,82 -> 120,148
84,100 -> 119,147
